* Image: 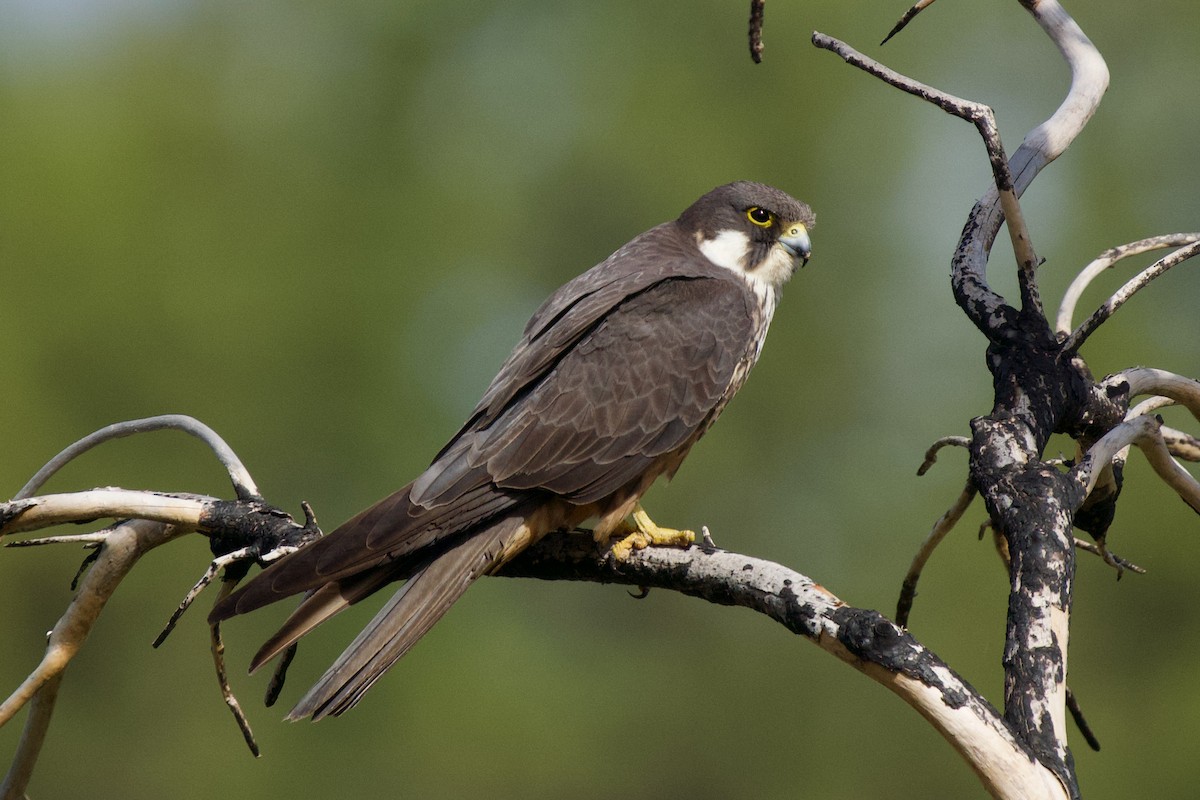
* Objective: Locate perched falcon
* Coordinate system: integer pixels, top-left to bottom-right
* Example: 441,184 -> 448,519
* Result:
210,181 -> 814,720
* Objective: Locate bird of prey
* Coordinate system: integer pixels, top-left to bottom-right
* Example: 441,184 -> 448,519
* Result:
210,181 -> 814,720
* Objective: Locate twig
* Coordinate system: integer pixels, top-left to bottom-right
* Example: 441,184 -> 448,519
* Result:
264,643 -> 300,708
1063,240 -> 1200,352
748,0 -> 765,63
210,582 -> 260,757
155,546 -> 259,648
896,482 -> 976,627
917,435 -> 970,476
881,0 -> 937,46
811,31 -> 1039,326
1054,233 -> 1200,336
1065,688 -> 1101,752
1072,537 -> 1145,577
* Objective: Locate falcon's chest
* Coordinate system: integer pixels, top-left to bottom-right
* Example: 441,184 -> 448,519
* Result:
705,283 -> 777,433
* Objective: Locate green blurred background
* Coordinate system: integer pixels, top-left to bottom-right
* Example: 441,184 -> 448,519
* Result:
1,0 -> 1198,797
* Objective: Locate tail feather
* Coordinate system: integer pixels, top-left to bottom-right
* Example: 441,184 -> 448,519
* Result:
247,566 -> 398,674
209,480 -> 521,626
288,514 -> 530,721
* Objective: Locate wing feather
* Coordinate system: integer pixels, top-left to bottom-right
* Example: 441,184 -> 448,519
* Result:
441,275 -> 759,505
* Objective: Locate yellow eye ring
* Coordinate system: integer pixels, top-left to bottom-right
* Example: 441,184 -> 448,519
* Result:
746,206 -> 773,227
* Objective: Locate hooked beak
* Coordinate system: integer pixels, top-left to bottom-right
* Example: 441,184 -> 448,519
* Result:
779,223 -> 812,267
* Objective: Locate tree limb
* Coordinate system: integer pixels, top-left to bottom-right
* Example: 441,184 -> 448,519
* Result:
499,533 -> 1068,800
0,518 -> 183,799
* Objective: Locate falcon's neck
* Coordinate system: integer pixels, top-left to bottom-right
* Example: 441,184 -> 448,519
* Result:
694,229 -> 782,325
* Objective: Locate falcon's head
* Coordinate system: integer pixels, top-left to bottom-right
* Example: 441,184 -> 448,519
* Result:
680,181 -> 814,293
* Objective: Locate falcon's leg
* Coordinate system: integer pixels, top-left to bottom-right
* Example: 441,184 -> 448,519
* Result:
607,503 -> 695,561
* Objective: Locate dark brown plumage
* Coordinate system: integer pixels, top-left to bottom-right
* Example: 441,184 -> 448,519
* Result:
209,181 -> 814,719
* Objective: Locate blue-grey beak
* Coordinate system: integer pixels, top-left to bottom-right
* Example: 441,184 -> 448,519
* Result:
780,223 -> 812,267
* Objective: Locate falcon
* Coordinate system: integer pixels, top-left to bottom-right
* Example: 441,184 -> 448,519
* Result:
210,181 -> 814,720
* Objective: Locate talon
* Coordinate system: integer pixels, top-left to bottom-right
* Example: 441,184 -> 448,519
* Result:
608,503 -> 695,561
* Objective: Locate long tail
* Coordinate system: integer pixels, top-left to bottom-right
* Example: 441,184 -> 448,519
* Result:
284,513 -> 531,720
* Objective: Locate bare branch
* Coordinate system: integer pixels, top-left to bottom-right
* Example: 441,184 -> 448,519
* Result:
0,489 -> 319,561
1063,240 -> 1200,351
1163,427 -> 1200,463
747,0 -> 765,63
210,583 -> 261,758
1074,415 -> 1200,515
897,482 -> 977,627
500,533 -> 1068,800
1128,395 -> 1177,418
1136,434 -> 1200,517
811,30 -> 1038,328
917,435 -> 970,476
0,519 -> 182,796
15,415 -> 260,503
1124,396 -> 1200,461
1011,1 -> 1110,174
960,0 -> 1109,334
1109,368 -> 1200,423
0,489 -> 207,536
881,0 -> 937,46
0,451 -> 320,781
154,546 -> 259,648
1055,233 -> 1200,336
0,673 -> 62,800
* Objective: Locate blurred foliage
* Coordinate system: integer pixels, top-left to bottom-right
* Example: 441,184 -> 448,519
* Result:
1,0 -> 1198,797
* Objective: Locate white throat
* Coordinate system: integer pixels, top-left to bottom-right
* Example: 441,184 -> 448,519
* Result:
696,230 -> 783,317
697,229 -> 751,273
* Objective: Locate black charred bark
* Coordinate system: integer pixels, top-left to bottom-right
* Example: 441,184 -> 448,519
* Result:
962,293 -> 1127,797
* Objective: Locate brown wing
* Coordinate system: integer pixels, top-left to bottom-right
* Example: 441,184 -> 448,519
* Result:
426,222 -> 721,466
411,275 -> 759,507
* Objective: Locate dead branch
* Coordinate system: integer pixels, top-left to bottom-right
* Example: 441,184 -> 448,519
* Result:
0,518 -> 183,799
917,435 -> 971,476
1055,233 -> 1200,336
499,533 -> 1068,800
896,481 -> 977,627
810,2 -> 1195,796
1063,240 -> 1200,352
15,414 -> 261,502
1111,368 -> 1200,420
0,416 -> 322,796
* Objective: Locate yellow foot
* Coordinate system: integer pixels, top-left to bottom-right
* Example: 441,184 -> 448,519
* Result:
609,504 -> 695,561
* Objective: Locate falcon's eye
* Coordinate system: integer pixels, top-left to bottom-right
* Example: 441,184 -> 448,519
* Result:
746,207 -> 774,228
